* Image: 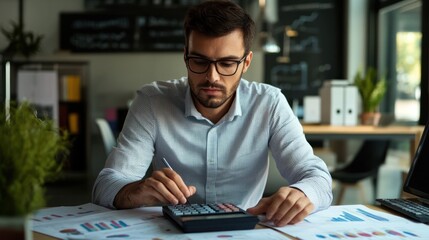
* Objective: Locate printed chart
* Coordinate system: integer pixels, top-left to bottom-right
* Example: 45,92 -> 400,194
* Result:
330,208 -> 389,222
31,203 -> 109,226
269,205 -> 429,240
300,223 -> 426,240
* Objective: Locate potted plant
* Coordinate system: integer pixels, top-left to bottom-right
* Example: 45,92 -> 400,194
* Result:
1,21 -> 43,60
0,102 -> 69,238
354,67 -> 387,125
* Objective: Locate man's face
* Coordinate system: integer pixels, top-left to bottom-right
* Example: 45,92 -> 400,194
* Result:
185,29 -> 252,111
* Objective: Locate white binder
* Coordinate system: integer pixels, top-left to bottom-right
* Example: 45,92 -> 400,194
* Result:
319,80 -> 358,126
320,81 -> 346,125
344,85 -> 358,126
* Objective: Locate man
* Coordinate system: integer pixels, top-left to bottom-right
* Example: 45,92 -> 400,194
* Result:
93,0 -> 332,227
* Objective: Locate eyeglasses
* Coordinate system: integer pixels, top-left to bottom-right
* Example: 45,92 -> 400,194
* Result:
185,54 -> 247,76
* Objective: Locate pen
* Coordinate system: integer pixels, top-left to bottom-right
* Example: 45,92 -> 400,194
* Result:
162,157 -> 189,204
162,157 -> 173,170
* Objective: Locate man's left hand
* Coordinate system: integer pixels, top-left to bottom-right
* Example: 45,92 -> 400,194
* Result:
246,187 -> 314,227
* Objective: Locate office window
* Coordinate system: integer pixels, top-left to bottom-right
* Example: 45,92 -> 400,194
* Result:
378,0 -> 421,124
396,31 -> 421,121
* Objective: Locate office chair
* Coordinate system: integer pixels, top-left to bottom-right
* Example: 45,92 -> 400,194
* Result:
331,139 -> 390,205
95,118 -> 116,156
95,118 -> 153,179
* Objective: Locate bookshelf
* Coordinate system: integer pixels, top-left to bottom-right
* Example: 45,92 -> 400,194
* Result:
4,60 -> 89,173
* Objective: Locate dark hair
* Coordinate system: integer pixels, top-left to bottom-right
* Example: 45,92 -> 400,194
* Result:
184,0 -> 255,54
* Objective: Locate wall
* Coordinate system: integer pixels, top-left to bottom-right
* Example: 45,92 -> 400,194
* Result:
0,0 -> 263,179
0,0 -> 367,178
0,0 -> 263,118
346,0 -> 368,81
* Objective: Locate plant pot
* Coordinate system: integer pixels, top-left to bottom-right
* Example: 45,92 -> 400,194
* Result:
360,112 -> 382,126
0,215 -> 32,240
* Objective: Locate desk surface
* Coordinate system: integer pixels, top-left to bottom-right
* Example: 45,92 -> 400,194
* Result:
34,125 -> 426,240
303,124 -> 425,165
33,204 -> 417,240
303,125 -> 424,138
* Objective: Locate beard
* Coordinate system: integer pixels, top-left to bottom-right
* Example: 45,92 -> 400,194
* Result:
189,72 -> 242,109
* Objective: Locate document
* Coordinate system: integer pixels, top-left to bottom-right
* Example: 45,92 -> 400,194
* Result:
261,205 -> 429,240
31,203 -> 109,227
17,70 -> 59,124
32,204 -> 287,240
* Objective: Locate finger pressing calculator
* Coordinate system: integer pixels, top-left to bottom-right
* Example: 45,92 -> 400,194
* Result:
162,203 -> 259,233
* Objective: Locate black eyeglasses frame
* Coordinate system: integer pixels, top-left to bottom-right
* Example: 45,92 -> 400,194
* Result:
185,54 -> 248,76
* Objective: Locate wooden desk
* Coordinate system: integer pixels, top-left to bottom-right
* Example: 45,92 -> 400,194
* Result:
34,232 -> 58,240
303,125 -> 425,165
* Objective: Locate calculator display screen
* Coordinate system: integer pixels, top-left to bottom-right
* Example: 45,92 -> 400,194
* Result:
181,213 -> 250,221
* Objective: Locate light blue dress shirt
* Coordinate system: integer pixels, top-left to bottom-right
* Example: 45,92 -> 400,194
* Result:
92,77 -> 332,211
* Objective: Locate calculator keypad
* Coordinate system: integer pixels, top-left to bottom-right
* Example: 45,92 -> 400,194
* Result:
162,202 -> 259,232
166,203 -> 240,216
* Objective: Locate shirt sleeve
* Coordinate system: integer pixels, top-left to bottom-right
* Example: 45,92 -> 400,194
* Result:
268,90 -> 333,212
92,89 -> 156,208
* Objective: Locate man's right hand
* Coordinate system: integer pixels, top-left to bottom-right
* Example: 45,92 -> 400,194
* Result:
113,168 -> 196,209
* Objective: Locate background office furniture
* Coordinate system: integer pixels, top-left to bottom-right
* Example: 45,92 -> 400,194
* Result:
95,117 -> 153,179
95,118 -> 116,156
331,140 -> 390,205
303,125 -> 424,203
1,60 -> 89,172
303,125 -> 424,165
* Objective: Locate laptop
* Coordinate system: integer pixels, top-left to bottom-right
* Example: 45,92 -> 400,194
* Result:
376,121 -> 429,223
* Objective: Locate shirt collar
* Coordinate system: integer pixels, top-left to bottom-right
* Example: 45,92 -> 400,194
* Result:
185,80 -> 242,122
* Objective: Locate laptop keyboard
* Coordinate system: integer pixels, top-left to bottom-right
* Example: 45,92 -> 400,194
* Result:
376,198 -> 429,223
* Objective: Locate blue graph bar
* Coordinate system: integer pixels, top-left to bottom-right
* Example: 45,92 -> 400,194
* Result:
95,223 -> 105,230
331,211 -> 364,222
331,217 -> 347,222
357,208 -> 389,221
342,211 -> 364,221
118,220 -> 128,227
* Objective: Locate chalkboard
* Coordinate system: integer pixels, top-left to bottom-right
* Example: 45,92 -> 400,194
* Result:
60,8 -> 187,52
84,0 -> 201,10
60,13 -> 135,52
264,0 -> 345,103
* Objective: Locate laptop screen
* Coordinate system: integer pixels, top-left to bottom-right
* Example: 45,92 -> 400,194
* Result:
403,121 -> 429,200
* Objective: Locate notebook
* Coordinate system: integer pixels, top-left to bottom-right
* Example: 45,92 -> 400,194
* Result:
376,121 -> 429,223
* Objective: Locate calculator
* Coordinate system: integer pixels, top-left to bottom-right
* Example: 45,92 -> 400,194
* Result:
162,203 -> 259,233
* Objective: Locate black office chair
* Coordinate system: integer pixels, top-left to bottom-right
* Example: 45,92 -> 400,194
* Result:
331,140 -> 390,205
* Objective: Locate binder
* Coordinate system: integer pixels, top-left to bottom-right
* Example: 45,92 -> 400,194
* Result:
68,113 -> 79,134
344,86 -> 358,126
320,83 -> 346,125
320,80 -> 358,126
303,96 -> 321,124
61,75 -> 81,101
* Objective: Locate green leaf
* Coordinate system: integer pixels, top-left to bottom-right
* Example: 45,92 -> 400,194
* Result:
354,67 -> 387,113
0,102 -> 69,216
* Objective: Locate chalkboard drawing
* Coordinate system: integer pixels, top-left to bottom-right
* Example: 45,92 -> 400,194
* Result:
270,62 -> 308,91
290,12 -> 319,30
60,14 -> 134,52
312,64 -> 332,88
291,36 -> 320,53
136,14 -> 185,51
70,32 -> 130,50
60,10 -> 187,52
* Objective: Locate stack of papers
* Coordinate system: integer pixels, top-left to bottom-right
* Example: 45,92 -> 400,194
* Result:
32,204 -> 429,240
32,203 -> 286,240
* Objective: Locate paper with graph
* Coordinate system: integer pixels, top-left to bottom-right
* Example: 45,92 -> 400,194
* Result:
262,204 -> 429,239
